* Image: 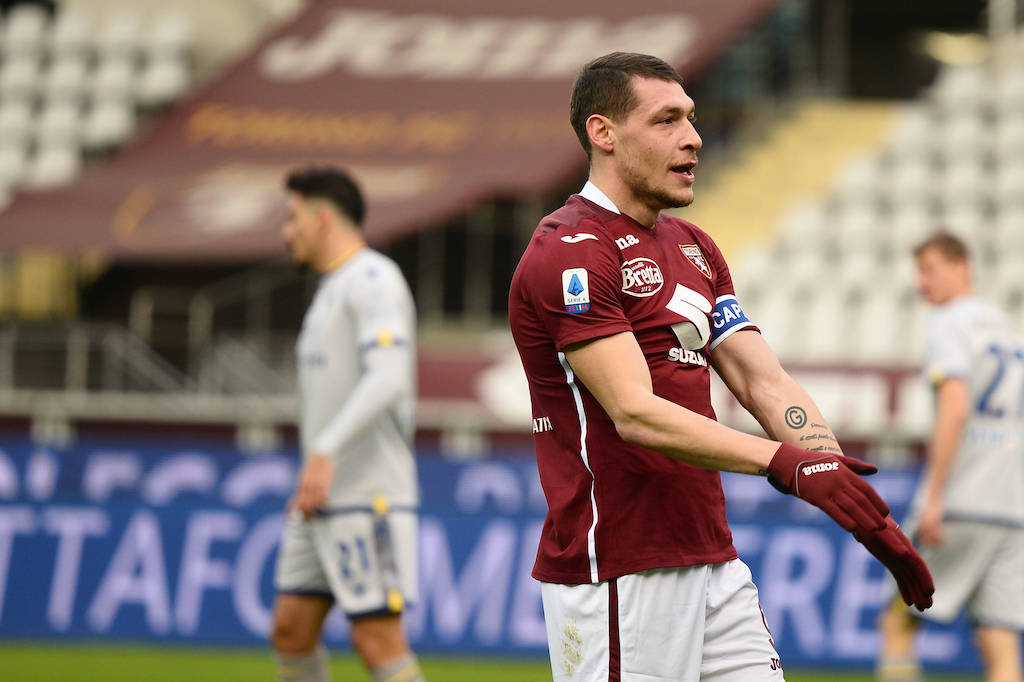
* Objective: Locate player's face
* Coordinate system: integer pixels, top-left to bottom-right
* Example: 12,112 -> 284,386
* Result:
613,77 -> 702,211
281,194 -> 318,265
915,248 -> 969,304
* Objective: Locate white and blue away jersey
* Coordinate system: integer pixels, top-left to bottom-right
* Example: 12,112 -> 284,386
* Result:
918,295 -> 1024,526
296,248 -> 418,508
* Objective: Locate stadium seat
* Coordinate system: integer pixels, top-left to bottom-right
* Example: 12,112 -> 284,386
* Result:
136,55 -> 191,108
993,68 -> 1024,112
91,55 -> 137,101
96,12 -> 144,57
775,202 -> 830,256
81,99 -> 136,150
0,54 -> 42,99
832,154 -> 881,206
888,158 -> 934,202
35,100 -> 82,144
42,55 -> 90,102
940,116 -> 990,162
994,159 -> 1024,208
894,376 -> 932,441
148,11 -> 194,58
992,118 -> 1024,161
885,104 -> 934,161
1,2 -> 49,56
930,65 -> 990,111
800,289 -> 852,361
23,143 -> 82,189
48,9 -> 91,57
0,99 -> 33,140
0,143 -> 28,187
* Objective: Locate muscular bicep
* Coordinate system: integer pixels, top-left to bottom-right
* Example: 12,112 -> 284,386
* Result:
563,332 -> 654,422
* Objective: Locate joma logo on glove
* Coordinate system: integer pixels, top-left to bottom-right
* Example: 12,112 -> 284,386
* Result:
802,462 -> 840,476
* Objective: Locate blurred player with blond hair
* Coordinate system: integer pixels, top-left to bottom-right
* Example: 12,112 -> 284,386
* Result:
270,166 -> 423,682
878,232 -> 1023,682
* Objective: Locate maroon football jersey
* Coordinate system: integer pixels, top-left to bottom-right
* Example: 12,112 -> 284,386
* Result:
508,188 -> 758,584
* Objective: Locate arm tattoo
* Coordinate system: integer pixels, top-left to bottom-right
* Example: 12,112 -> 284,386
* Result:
784,409 -> 843,454
784,406 -> 807,429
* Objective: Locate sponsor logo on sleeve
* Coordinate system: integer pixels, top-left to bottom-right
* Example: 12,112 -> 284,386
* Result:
679,243 -> 712,279
560,233 -> 598,244
620,257 -> 664,297
562,268 -> 590,313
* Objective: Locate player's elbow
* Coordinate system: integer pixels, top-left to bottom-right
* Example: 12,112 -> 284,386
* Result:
607,400 -> 654,446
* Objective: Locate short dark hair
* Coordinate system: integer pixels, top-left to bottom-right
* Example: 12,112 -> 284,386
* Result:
285,166 -> 365,227
569,52 -> 686,156
913,231 -> 969,262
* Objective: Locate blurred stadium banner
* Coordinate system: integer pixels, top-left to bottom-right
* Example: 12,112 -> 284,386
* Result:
0,437 -> 982,672
0,0 -> 783,260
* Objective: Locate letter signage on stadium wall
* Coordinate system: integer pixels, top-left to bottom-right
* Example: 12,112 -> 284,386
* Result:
0,437 -> 984,672
0,0 -> 784,260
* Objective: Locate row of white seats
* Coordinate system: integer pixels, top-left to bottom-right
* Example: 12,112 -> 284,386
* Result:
711,372 -> 935,440
832,158 -> 1024,207
0,100 -> 134,152
1,4 -> 192,58
0,53 -> 190,107
0,142 -> 80,190
887,113 -> 1024,164
929,63 -> 1024,110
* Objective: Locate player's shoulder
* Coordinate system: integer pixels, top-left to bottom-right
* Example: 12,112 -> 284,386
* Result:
657,214 -> 720,249
521,198 -> 621,263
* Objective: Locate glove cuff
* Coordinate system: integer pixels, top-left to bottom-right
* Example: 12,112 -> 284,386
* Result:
767,442 -> 828,496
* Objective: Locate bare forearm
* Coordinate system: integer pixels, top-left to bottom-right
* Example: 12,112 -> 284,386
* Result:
740,375 -> 845,456
614,392 -> 779,475
923,409 -> 965,502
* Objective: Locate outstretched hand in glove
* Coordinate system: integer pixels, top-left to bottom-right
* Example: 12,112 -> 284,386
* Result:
766,443 -> 934,611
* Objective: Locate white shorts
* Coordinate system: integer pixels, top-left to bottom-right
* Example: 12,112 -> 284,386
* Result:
899,520 -> 1024,630
541,559 -> 784,682
274,507 -> 418,619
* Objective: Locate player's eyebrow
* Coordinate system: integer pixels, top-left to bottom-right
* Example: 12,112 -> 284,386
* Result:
650,105 -> 696,120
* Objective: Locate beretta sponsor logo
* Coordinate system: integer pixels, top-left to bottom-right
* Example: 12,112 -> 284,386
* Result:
621,257 -> 664,297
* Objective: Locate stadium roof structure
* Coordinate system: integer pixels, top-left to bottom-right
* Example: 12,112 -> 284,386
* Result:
0,0 -> 783,262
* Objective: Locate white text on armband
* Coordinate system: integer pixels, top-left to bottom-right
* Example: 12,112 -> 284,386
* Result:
709,295 -> 752,347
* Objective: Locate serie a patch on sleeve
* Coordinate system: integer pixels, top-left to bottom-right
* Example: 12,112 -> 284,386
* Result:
709,294 -> 752,347
562,268 -> 590,313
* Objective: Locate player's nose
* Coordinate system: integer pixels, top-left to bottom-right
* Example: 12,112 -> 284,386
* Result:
681,121 -> 702,151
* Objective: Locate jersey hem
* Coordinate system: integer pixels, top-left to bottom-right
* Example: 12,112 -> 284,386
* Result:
531,547 -> 739,584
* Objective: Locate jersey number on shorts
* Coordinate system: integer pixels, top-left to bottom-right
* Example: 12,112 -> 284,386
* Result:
976,343 -> 1024,417
339,538 -> 371,584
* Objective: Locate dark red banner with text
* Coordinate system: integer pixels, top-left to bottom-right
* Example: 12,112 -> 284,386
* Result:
0,0 -> 781,261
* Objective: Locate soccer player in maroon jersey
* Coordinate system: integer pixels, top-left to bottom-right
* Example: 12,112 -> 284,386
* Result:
508,52 -> 934,681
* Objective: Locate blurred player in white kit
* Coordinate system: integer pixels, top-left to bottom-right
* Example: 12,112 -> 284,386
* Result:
269,166 -> 423,682
878,233 -> 1023,682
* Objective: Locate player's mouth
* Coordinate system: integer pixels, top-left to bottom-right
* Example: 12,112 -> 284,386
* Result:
670,161 -> 697,183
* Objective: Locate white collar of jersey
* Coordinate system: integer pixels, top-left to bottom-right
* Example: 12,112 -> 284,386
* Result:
580,181 -> 620,214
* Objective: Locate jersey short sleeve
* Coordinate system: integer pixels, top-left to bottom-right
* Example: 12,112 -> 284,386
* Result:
525,229 -> 632,350
697,232 -> 757,351
347,257 -> 414,353
924,306 -> 972,385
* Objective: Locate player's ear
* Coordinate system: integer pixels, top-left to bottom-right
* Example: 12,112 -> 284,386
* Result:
586,114 -> 615,154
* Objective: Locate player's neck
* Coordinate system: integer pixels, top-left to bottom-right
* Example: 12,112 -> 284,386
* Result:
318,235 -> 365,274
586,173 -> 659,228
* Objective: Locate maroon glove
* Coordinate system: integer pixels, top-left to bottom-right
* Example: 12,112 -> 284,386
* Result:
767,443 -> 934,610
